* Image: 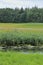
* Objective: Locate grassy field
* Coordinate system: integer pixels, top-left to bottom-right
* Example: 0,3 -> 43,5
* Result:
0,23 -> 43,38
0,23 -> 43,65
0,23 -> 43,46
0,23 -> 43,28
0,23 -> 43,32
0,51 -> 43,65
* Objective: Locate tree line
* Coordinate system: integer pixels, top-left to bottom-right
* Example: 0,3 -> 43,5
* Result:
0,7 -> 43,23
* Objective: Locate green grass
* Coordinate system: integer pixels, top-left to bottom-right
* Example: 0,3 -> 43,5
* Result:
0,51 -> 43,65
0,23 -> 43,32
0,23 -> 43,46
0,23 -> 43,65
0,23 -> 43,28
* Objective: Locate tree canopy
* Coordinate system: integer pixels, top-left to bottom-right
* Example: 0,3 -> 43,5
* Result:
0,7 -> 43,23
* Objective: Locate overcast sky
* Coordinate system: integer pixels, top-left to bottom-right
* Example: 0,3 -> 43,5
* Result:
0,0 -> 43,9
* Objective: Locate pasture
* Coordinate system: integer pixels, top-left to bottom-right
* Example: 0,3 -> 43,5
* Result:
0,23 -> 43,33
0,23 -> 43,29
0,51 -> 43,65
0,23 -> 43,65
0,23 -> 43,47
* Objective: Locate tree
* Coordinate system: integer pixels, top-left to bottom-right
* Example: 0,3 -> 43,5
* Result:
0,7 -> 43,23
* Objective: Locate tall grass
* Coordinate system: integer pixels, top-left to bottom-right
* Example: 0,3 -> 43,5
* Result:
0,31 -> 43,47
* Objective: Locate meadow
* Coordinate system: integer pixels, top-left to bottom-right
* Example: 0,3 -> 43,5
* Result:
0,23 -> 43,29
0,23 -> 43,47
0,23 -> 43,46
0,23 -> 43,65
0,51 -> 43,65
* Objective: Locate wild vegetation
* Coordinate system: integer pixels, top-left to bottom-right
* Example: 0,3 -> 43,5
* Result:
0,31 -> 43,47
0,7 -> 43,23
0,5 -> 43,65
0,23 -> 43,47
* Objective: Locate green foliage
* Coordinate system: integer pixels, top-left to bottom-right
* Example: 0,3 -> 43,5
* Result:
0,7 -> 43,23
0,31 -> 43,47
0,51 -> 43,65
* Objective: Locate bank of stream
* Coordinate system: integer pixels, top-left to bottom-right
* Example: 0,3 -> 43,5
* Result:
0,45 -> 43,54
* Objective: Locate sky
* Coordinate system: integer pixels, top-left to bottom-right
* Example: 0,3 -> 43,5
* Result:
0,0 -> 43,9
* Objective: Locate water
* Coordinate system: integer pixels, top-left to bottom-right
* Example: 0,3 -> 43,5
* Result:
19,50 -> 43,54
